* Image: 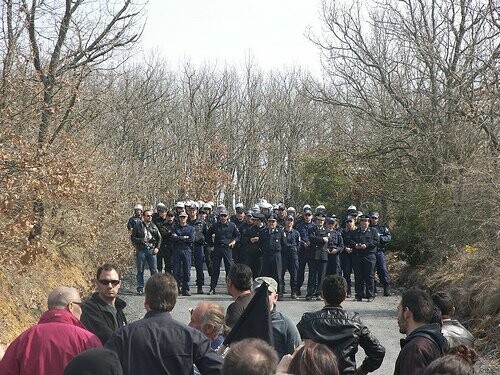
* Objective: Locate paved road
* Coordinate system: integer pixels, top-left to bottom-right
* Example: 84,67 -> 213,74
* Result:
119,267 -> 402,374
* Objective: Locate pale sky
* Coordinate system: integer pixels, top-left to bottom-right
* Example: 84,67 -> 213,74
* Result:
139,0 -> 325,75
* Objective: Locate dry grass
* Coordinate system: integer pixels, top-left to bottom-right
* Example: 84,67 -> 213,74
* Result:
392,245 -> 500,362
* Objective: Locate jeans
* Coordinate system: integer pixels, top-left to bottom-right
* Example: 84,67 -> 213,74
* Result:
172,247 -> 192,292
193,244 -> 205,286
136,247 -> 158,290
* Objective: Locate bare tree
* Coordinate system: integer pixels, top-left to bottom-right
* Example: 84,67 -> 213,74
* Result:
1,0 -> 144,239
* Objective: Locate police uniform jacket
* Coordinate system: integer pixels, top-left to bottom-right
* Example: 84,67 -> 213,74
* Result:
349,227 -> 379,254
307,224 -> 329,261
172,222 -> 194,251
206,221 -> 240,248
245,224 -> 264,254
284,227 -> 301,253
370,224 -> 392,251
258,226 -> 287,255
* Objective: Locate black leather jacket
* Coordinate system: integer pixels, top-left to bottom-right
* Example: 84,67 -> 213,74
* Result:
297,305 -> 385,374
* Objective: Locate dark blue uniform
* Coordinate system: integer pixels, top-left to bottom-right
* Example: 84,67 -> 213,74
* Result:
171,222 -> 194,294
326,228 -> 344,276
206,221 -> 240,291
243,223 -> 264,277
306,224 -> 329,298
295,220 -> 316,295
188,217 -> 208,290
259,226 -> 287,296
282,227 -> 300,297
370,223 -> 392,293
349,227 -> 379,300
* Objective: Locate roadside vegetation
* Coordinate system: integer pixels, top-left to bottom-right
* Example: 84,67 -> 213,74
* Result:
0,0 -> 498,361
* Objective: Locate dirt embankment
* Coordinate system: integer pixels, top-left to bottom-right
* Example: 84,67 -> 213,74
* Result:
389,247 -> 500,362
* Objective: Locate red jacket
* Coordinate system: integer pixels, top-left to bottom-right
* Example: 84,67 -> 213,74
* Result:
0,309 -> 102,375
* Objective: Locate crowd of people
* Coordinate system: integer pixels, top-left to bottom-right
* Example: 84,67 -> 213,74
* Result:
0,262 -> 477,375
0,200 -> 479,374
127,199 -> 392,302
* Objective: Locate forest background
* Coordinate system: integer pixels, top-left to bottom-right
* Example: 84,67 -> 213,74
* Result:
0,0 -> 498,360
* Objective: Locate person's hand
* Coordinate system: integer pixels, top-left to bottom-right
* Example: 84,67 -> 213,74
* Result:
154,248 -> 159,254
228,240 -> 236,248
0,343 -> 5,361
250,237 -> 259,243
323,237 -> 329,243
276,354 -> 293,374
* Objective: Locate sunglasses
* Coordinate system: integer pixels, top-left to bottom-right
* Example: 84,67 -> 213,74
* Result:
98,279 -> 120,286
220,214 -> 228,217
304,213 -> 312,216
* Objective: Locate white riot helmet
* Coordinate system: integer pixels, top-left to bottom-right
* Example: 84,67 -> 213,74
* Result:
133,204 -> 143,211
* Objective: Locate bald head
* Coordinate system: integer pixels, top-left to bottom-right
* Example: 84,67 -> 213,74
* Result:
47,286 -> 81,310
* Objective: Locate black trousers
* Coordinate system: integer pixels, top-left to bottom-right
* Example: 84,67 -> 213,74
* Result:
352,253 -> 376,299
306,259 -> 327,297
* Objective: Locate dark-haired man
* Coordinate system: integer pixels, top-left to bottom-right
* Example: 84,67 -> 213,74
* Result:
394,289 -> 446,375
131,209 -> 161,294
105,273 -> 223,375
81,264 -> 127,344
431,291 -> 475,349
297,275 -> 385,375
225,263 -> 253,328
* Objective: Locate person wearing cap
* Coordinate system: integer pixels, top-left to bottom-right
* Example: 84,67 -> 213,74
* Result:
369,212 -> 392,296
315,205 -> 327,216
254,277 -> 301,359
236,210 -> 255,266
348,215 -> 379,302
286,207 -> 296,218
172,211 -> 195,296
294,208 -> 315,297
258,214 -> 287,300
230,203 -> 246,264
276,203 -> 287,228
340,215 -> 356,298
127,204 -> 143,231
131,209 -> 161,294
326,216 -> 344,277
206,209 -> 240,294
174,201 -> 185,218
188,203 -> 209,294
152,204 -> 171,274
282,215 -> 300,299
243,212 -> 266,278
305,213 -> 329,301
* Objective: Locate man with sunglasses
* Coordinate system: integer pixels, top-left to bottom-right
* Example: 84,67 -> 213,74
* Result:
131,209 -> 162,295
81,264 -> 127,344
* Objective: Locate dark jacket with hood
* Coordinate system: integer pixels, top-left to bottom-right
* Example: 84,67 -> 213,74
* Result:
81,292 -> 127,345
394,323 -> 445,375
297,305 -> 385,375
